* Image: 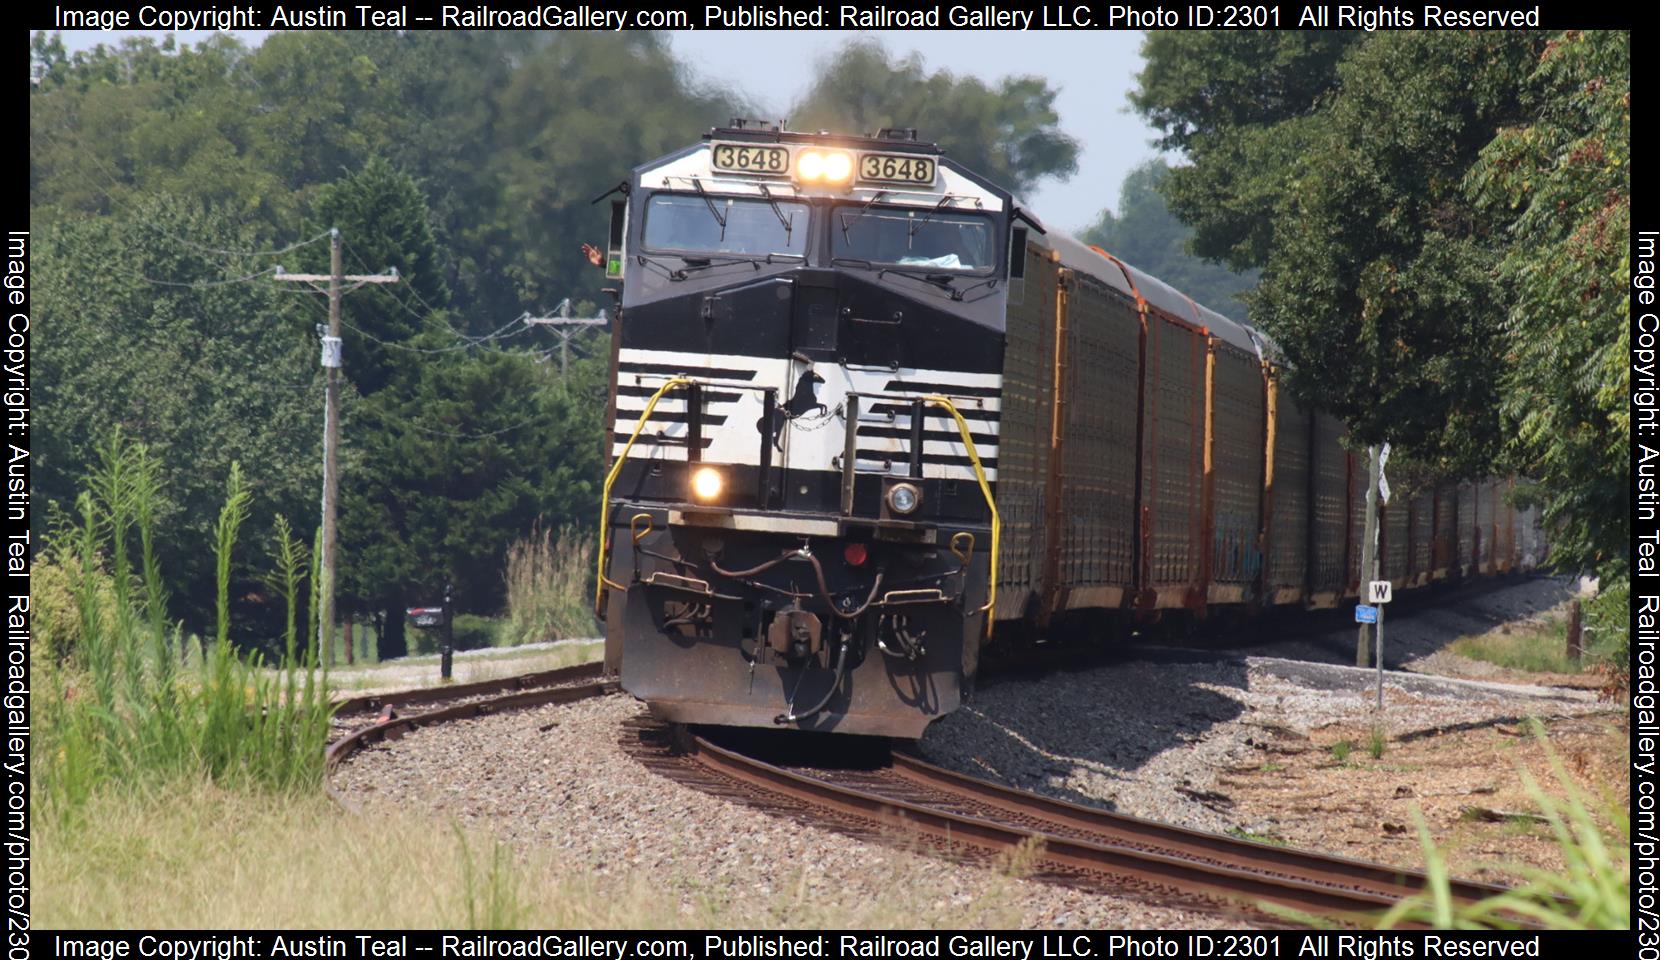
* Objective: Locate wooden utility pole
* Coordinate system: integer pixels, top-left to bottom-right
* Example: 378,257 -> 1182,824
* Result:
524,298 -> 608,379
1357,443 -> 1382,667
275,229 -> 398,663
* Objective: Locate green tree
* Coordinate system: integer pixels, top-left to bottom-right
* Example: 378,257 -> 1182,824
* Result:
1132,31 -> 1362,270
34,198 -> 320,636
1080,159 -> 1257,322
339,350 -> 606,658
1467,31 -> 1631,576
792,39 -> 1079,196
1250,32 -> 1542,473
306,157 -> 452,398
1136,31 -> 1543,479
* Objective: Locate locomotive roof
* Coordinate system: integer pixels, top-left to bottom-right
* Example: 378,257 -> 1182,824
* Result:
1044,229 -> 1260,354
705,123 -> 943,155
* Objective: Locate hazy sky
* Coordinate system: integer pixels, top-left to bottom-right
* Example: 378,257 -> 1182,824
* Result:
50,29 -> 1162,232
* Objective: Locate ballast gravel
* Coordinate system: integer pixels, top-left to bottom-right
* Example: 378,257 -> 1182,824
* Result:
918,578 -> 1606,836
331,693 -> 1226,929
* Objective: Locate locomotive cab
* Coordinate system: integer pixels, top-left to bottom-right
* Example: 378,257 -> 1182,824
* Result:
598,121 -> 1015,737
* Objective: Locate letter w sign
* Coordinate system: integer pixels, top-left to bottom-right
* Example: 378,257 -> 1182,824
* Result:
1367,580 -> 1393,604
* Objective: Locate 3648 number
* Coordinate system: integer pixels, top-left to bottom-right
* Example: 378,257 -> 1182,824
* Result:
859,154 -> 936,184
712,144 -> 788,173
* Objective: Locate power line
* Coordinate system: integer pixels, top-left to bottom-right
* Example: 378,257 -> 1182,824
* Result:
119,264 -> 282,288
523,298 -> 609,378
381,408 -> 555,440
340,240 -> 538,349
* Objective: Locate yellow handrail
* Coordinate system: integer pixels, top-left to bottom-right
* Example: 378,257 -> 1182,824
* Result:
596,377 -> 692,614
922,395 -> 1000,637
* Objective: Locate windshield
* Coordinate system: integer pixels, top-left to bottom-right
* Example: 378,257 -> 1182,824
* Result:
833,205 -> 996,272
642,192 -> 807,258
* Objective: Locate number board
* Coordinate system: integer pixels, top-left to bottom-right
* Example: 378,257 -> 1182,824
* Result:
858,153 -> 937,185
710,142 -> 789,176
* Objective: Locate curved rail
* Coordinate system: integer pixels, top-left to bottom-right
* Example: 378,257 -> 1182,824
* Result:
333,661 -> 604,717
887,749 -> 1510,907
679,731 -> 1520,925
324,669 -> 613,809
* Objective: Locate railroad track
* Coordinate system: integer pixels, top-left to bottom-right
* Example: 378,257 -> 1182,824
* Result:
323,661 -> 613,807
323,655 -> 1524,926
624,720 -> 1517,927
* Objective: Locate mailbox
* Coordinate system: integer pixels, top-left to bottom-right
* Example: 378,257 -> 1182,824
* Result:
406,606 -> 444,629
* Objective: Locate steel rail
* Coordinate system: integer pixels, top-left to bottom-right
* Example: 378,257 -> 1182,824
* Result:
886,749 -> 1511,907
684,731 -> 1410,922
324,675 -> 613,810
332,661 -> 604,717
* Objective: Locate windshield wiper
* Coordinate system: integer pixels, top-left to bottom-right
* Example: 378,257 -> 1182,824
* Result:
837,191 -> 889,240
672,252 -> 806,280
906,195 -> 956,243
756,184 -> 794,245
688,178 -> 728,239
880,268 -> 958,299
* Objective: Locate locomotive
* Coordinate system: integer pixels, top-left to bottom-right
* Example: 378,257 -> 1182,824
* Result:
594,121 -> 1544,738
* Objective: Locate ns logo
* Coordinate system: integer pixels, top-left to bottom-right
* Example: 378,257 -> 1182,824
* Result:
757,369 -> 829,452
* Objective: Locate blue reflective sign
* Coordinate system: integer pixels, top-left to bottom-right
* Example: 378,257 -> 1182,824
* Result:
1354,604 -> 1379,624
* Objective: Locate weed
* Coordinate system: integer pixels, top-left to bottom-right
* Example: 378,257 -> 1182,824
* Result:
1332,740 -> 1354,763
1369,726 -> 1387,760
1226,827 -> 1290,847
992,835 -> 1046,878
33,435 -> 333,818
455,826 -> 527,929
504,523 -> 599,645
1450,609 -> 1583,674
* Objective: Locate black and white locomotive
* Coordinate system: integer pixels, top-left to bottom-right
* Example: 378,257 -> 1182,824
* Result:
597,121 -> 1010,737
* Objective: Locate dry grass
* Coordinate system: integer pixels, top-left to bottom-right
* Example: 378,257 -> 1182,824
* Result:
35,781 -> 1025,929
505,524 -> 599,645
35,779 -> 699,928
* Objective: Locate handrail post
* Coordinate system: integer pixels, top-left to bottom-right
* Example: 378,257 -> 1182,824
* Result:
685,382 -> 702,463
909,397 -> 926,479
922,395 -> 1000,638
840,393 -> 860,515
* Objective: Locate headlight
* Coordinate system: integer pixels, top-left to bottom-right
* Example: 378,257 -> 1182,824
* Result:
796,150 -> 853,184
691,466 -> 723,501
822,151 -> 853,182
886,482 -> 921,515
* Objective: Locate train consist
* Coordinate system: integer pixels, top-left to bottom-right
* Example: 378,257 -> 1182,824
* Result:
595,122 -> 1545,738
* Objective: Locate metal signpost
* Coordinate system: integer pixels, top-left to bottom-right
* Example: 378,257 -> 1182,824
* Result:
1366,579 -> 1393,708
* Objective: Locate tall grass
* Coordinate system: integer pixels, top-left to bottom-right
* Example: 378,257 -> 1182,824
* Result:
503,523 -> 598,645
33,435 -> 333,820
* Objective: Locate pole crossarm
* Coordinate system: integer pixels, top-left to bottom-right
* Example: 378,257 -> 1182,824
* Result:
522,302 -> 611,377
272,272 -> 400,285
